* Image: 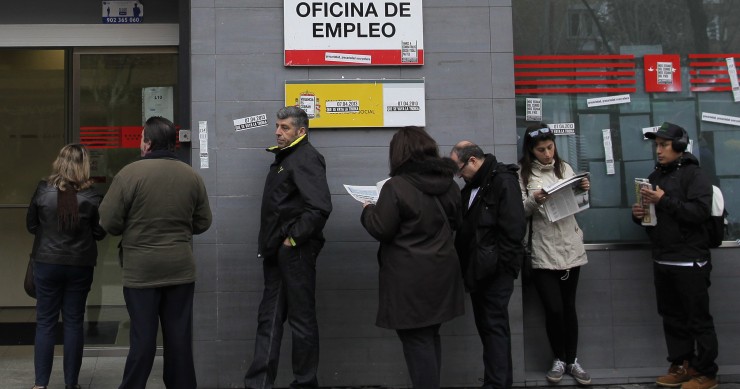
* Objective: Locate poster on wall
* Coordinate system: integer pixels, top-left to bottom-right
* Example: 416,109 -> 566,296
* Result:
643,54 -> 681,92
284,0 -> 424,66
142,87 -> 174,124
285,79 -> 425,127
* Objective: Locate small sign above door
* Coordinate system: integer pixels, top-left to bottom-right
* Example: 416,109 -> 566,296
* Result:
102,1 -> 144,24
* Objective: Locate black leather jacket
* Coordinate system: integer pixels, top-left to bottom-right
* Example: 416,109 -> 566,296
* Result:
26,181 -> 106,266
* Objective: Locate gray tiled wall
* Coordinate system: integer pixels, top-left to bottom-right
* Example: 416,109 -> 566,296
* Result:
189,1 -> 740,388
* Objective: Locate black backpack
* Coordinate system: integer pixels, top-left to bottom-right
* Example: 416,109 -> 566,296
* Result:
706,185 -> 729,248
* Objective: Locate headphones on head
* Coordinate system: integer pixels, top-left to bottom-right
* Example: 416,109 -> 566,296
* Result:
673,127 -> 689,152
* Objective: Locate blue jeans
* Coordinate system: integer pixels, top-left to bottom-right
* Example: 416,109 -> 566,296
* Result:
34,262 -> 94,387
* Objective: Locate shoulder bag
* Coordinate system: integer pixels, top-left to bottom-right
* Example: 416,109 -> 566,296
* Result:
24,254 -> 36,298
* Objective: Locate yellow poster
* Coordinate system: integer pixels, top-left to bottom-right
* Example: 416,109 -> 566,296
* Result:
285,79 -> 425,128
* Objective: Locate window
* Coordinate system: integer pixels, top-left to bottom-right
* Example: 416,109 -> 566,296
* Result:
513,0 -> 740,244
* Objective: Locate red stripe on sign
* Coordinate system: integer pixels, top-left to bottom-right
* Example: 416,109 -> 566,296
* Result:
691,86 -> 733,92
515,87 -> 636,94
689,61 -> 731,67
284,49 -> 424,66
690,78 -> 730,84
515,62 -> 635,69
515,55 -> 634,60
514,54 -> 636,94
688,53 -> 740,59
515,71 -> 635,77
690,69 -> 740,75
688,53 -> 740,93
516,79 -> 636,86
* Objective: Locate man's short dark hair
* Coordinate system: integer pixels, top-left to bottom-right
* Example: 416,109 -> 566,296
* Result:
144,116 -> 177,152
277,106 -> 309,131
451,143 -> 484,164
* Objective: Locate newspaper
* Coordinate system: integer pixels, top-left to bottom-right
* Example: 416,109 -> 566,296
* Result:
635,178 -> 657,226
541,172 -> 590,223
344,178 -> 391,204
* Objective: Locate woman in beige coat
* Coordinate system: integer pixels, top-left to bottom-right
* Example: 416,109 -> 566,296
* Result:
518,123 -> 591,386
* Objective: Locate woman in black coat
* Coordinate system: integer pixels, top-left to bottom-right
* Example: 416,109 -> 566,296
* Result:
27,144 -> 106,389
361,126 -> 465,389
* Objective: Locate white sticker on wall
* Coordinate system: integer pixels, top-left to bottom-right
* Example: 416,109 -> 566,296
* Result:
526,98 -> 542,121
587,94 -> 631,108
602,129 -> 615,175
548,122 -> 575,135
642,126 -> 660,137
702,112 -> 740,127
199,121 -> 209,169
726,58 -> 740,102
234,114 -> 269,132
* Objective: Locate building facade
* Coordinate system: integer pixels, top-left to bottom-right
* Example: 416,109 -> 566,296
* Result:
1,0 -> 739,387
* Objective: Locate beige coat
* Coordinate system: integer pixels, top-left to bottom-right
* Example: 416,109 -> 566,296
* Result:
518,161 -> 587,270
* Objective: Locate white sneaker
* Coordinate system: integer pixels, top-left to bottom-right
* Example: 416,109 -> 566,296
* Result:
566,358 -> 592,385
546,358 -> 566,383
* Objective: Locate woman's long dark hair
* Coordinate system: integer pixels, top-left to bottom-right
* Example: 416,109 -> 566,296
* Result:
518,123 -> 564,187
388,126 -> 440,176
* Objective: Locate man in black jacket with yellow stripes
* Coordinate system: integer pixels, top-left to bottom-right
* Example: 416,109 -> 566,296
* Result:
245,106 -> 332,389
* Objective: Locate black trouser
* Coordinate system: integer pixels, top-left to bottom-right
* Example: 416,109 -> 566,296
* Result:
119,282 -> 196,389
245,242 -> 320,389
532,267 -> 581,364
470,270 -> 515,389
654,262 -> 719,378
396,323 -> 443,389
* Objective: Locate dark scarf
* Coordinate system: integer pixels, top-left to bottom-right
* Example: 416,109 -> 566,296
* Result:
465,154 -> 496,189
57,188 -> 79,231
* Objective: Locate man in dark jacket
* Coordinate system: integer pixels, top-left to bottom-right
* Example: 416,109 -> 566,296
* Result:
245,106 -> 332,389
450,141 -> 526,389
100,117 -> 212,389
632,122 -> 718,389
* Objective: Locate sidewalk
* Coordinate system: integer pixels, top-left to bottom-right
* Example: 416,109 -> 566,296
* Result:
1,351 -> 739,389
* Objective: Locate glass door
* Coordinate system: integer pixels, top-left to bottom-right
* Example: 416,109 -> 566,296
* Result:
73,48 -> 179,346
0,49 -> 66,309
0,47 -> 179,351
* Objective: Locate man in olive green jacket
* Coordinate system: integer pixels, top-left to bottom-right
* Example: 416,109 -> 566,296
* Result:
99,116 -> 212,389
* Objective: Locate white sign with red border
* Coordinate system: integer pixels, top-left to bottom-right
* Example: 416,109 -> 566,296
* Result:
284,0 -> 424,66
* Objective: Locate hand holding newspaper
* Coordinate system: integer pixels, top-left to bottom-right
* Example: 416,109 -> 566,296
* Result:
635,178 -> 657,226
540,172 -> 590,223
344,178 -> 391,204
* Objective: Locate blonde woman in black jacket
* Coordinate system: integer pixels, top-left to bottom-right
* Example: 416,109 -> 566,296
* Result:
27,144 -> 106,389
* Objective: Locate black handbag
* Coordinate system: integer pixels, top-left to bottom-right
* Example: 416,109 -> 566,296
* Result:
24,255 -> 36,298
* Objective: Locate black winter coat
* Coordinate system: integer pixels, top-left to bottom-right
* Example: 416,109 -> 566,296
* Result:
454,155 -> 526,292
27,181 -> 107,266
258,136 -> 332,258
361,158 -> 465,330
637,152 -> 713,262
